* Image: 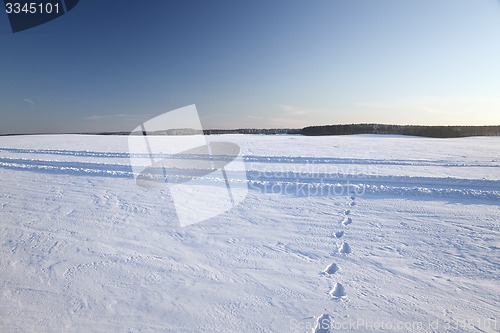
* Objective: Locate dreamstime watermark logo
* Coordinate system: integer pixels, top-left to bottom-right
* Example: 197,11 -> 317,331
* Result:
248,178 -> 366,198
247,163 -> 372,198
128,105 -> 248,227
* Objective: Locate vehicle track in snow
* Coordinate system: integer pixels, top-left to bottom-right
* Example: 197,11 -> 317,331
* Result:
0,154 -> 498,201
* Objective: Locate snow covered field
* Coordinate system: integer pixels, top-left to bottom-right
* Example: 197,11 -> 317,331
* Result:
0,134 -> 498,332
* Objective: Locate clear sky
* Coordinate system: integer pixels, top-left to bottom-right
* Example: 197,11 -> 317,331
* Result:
1,0 -> 500,134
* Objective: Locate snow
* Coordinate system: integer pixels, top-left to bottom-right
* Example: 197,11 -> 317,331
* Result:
323,263 -> 340,275
338,242 -> 352,255
329,283 -> 347,299
0,134 -> 498,332
334,230 -> 344,239
313,313 -> 332,333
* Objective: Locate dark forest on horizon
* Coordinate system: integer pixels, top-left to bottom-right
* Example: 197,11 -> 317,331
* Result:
2,124 -> 500,138
162,124 -> 500,138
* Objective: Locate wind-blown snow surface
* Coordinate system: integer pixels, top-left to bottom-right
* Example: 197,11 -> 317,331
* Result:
0,134 -> 498,332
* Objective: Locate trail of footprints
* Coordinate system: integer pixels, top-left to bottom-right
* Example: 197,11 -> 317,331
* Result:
313,195 -> 357,333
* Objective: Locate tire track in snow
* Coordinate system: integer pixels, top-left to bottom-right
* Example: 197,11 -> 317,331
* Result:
2,147 -> 498,167
1,156 -> 499,201
0,157 -> 134,178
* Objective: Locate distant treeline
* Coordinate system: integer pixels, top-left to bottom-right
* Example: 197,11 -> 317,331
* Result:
161,125 -> 500,138
4,125 -> 499,138
301,124 -> 500,138
203,128 -> 302,135
113,125 -> 500,137
127,128 -> 302,136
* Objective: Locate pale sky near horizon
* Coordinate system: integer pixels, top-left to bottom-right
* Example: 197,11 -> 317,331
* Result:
1,0 -> 500,134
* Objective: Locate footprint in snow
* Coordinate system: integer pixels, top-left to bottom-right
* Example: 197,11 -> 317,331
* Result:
329,283 -> 346,298
334,230 -> 344,238
313,313 -> 332,333
349,201 -> 356,206
338,242 -> 351,254
342,217 -> 352,226
323,262 -> 340,275
344,209 -> 350,215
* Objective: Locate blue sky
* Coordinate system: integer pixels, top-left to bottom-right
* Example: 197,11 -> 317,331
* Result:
1,0 -> 500,134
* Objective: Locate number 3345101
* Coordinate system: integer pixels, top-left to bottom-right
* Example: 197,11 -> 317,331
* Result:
5,2 -> 60,14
